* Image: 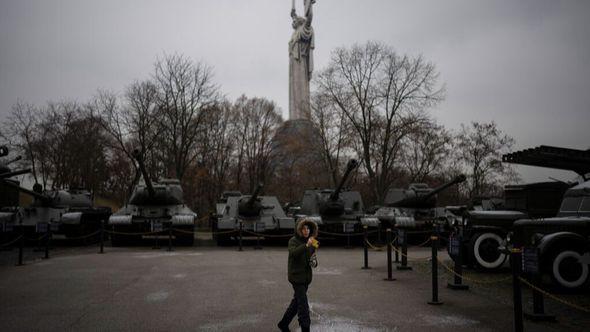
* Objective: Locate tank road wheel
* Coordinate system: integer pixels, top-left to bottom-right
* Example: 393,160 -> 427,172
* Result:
470,232 -> 507,270
551,250 -> 589,289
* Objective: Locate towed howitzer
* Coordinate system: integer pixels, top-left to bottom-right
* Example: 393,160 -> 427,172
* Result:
238,183 -> 264,218
319,159 -> 359,217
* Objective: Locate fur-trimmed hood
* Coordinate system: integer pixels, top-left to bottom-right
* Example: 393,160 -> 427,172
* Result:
296,218 -> 318,238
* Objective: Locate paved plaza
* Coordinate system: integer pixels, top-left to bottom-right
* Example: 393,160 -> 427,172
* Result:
0,243 -> 588,331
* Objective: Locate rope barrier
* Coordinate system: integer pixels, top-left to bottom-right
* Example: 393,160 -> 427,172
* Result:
242,230 -> 293,238
0,235 -> 23,247
391,245 -> 432,261
60,230 -> 101,240
318,230 -> 378,237
24,233 -> 49,242
518,277 -> 590,314
364,237 -> 396,251
436,257 -> 512,285
201,229 -> 238,235
105,229 -> 165,236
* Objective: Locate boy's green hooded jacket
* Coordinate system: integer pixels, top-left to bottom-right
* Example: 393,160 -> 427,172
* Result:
287,219 -> 318,285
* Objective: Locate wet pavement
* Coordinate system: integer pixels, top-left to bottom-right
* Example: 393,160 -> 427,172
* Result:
0,243 -> 588,331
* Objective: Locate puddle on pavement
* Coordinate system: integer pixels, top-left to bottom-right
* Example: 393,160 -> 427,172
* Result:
417,314 -> 479,327
145,290 -> 170,302
314,267 -> 342,275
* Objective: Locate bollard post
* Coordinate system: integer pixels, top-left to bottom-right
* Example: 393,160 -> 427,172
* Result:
238,222 -> 243,252
167,225 -> 173,252
428,227 -> 443,305
397,229 -> 412,271
99,220 -> 105,254
511,248 -> 524,332
447,232 -> 468,290
394,229 -> 399,263
17,225 -> 24,266
44,225 -> 50,259
523,247 -> 555,322
362,225 -> 370,270
254,232 -> 262,250
383,228 -> 396,281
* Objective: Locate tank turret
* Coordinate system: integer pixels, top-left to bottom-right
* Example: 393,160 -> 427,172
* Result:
238,183 -> 263,218
319,159 -> 358,217
388,175 -> 466,209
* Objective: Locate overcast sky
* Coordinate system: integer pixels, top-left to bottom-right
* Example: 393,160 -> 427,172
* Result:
1,0 -> 589,182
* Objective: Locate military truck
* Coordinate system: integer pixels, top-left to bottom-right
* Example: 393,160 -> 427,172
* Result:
0,146 -> 110,240
509,146 -> 590,289
108,150 -> 196,246
372,175 -> 466,235
214,184 -> 295,245
294,159 -> 377,242
454,181 -> 570,270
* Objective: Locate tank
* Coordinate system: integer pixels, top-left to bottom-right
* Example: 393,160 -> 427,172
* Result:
214,183 -> 295,245
373,175 -> 466,230
108,150 -> 197,246
509,146 -> 590,289
0,146 -> 111,240
296,159 -> 369,236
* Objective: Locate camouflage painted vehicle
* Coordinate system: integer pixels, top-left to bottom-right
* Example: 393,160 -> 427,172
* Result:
108,150 -> 196,246
214,184 -> 295,245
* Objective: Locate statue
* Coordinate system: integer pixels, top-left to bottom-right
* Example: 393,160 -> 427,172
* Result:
289,0 -> 316,120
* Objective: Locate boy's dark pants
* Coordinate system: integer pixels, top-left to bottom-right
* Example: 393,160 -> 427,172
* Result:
279,283 -> 310,329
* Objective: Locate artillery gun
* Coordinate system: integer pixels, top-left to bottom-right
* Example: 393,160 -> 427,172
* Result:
214,183 -> 295,245
297,159 -> 369,236
108,150 -> 196,246
0,145 -> 111,240
372,175 -> 467,232
508,146 -> 590,289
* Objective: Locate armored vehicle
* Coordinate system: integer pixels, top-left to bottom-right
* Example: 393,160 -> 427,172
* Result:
372,175 -> 466,232
509,146 -> 590,289
0,146 -> 110,240
214,184 -> 295,245
453,181 -> 570,270
297,159 -> 371,236
108,150 -> 196,246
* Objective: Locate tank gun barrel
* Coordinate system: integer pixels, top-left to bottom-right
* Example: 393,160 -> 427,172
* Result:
0,168 -> 31,179
422,174 -> 466,201
247,183 -> 264,207
5,156 -> 22,165
0,179 -> 51,203
132,149 -> 155,198
330,159 -> 358,201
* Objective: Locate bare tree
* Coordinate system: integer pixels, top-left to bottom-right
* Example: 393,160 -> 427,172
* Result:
3,102 -> 41,184
455,121 -> 519,198
310,92 -> 354,187
401,121 -> 453,183
232,95 -> 283,193
154,54 -> 220,180
315,41 -> 445,203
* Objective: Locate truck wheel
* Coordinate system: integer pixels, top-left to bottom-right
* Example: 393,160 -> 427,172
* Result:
551,250 -> 589,289
470,232 -> 507,270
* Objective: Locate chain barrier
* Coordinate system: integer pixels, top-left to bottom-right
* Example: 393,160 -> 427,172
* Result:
0,235 -> 23,247
518,277 -> 590,314
436,257 -> 512,285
